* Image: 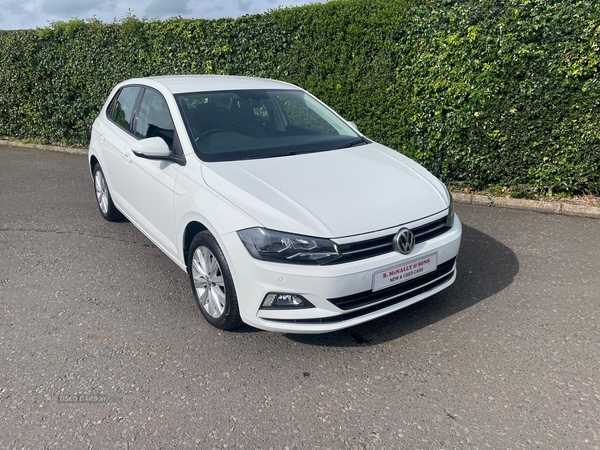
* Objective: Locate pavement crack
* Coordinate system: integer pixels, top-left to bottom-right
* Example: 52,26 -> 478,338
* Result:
445,409 -> 458,420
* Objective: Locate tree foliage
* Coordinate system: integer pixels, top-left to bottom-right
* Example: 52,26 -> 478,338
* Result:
0,0 -> 598,194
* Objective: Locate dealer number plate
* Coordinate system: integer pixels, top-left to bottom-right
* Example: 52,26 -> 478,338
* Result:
372,253 -> 438,292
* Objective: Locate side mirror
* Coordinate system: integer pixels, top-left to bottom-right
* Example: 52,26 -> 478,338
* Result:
347,121 -> 359,131
132,137 -> 171,159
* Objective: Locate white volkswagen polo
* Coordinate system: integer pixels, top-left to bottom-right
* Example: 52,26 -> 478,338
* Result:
89,75 -> 462,333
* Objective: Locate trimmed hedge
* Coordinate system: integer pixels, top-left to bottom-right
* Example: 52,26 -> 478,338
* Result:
0,0 -> 598,194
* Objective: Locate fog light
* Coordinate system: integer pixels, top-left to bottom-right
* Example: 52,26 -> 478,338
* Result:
261,293 -> 314,309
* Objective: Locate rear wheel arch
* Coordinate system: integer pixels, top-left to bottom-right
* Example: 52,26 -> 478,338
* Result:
90,155 -> 99,174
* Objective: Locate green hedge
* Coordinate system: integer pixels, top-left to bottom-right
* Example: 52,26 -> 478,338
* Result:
0,0 -> 598,194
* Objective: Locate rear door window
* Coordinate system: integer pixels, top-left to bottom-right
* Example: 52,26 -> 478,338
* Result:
107,87 -> 142,132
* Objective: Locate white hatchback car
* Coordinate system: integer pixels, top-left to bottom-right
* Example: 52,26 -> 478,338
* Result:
89,75 -> 462,333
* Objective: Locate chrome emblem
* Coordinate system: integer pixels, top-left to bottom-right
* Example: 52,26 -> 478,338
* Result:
393,228 -> 415,255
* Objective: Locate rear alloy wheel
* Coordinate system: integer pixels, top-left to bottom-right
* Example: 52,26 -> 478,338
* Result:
188,231 -> 242,330
93,164 -> 123,222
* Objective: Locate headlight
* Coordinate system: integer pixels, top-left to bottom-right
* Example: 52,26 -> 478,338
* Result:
445,185 -> 455,227
237,228 -> 341,265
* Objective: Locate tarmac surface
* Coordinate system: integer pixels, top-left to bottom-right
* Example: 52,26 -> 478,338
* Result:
1,146 -> 599,449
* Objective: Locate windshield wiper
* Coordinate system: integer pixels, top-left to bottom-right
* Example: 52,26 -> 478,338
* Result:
338,138 -> 367,149
244,151 -> 297,160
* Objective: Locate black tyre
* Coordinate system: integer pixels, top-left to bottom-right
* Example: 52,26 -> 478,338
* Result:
92,163 -> 124,222
187,231 -> 242,330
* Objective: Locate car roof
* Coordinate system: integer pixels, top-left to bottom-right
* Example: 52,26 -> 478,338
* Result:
124,75 -> 299,94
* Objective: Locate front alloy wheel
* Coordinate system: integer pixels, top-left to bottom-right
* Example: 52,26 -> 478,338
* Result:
191,246 -> 226,318
187,231 -> 242,330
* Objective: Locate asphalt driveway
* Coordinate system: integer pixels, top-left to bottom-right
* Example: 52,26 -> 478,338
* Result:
1,146 -> 599,449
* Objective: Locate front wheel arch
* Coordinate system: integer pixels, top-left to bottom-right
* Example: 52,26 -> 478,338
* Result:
183,221 -> 209,272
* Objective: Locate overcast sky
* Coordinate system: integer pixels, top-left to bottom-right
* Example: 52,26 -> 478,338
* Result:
0,0 -> 324,30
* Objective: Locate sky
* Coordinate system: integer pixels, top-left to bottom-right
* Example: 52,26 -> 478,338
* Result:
0,0 -> 324,30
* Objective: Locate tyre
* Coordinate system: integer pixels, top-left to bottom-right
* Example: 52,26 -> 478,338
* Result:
92,163 -> 124,222
188,231 -> 242,330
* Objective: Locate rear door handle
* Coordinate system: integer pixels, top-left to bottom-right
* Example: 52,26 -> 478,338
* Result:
123,152 -> 132,164
99,132 -> 106,142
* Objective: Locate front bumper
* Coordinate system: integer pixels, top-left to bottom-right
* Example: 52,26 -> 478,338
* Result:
221,214 -> 462,333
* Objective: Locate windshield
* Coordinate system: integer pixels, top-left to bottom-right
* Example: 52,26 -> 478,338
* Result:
175,89 -> 365,162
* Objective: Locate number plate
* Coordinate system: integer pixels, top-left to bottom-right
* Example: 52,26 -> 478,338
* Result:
372,254 -> 438,292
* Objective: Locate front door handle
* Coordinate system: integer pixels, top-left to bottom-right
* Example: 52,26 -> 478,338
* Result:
123,152 -> 132,164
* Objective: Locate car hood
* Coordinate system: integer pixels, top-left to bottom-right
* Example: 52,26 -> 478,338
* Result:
201,143 -> 449,238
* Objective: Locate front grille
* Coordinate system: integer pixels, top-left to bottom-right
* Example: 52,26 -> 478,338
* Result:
328,257 -> 456,310
262,262 -> 456,325
412,217 -> 449,241
327,216 -> 449,265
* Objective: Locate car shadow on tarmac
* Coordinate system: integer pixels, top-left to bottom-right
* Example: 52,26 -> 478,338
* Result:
285,224 -> 519,347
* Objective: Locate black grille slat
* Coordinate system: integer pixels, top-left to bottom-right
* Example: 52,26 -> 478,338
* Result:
412,218 -> 448,240
331,236 -> 395,264
327,216 -> 450,265
342,242 -> 392,256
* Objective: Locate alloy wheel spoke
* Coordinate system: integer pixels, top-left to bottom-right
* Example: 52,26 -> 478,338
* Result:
207,290 -> 216,316
209,290 -> 219,317
208,257 -> 218,278
210,288 -> 224,317
196,248 -> 208,274
192,257 -> 205,278
213,286 -> 226,307
211,274 -> 224,287
202,251 -> 212,277
199,286 -> 210,307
